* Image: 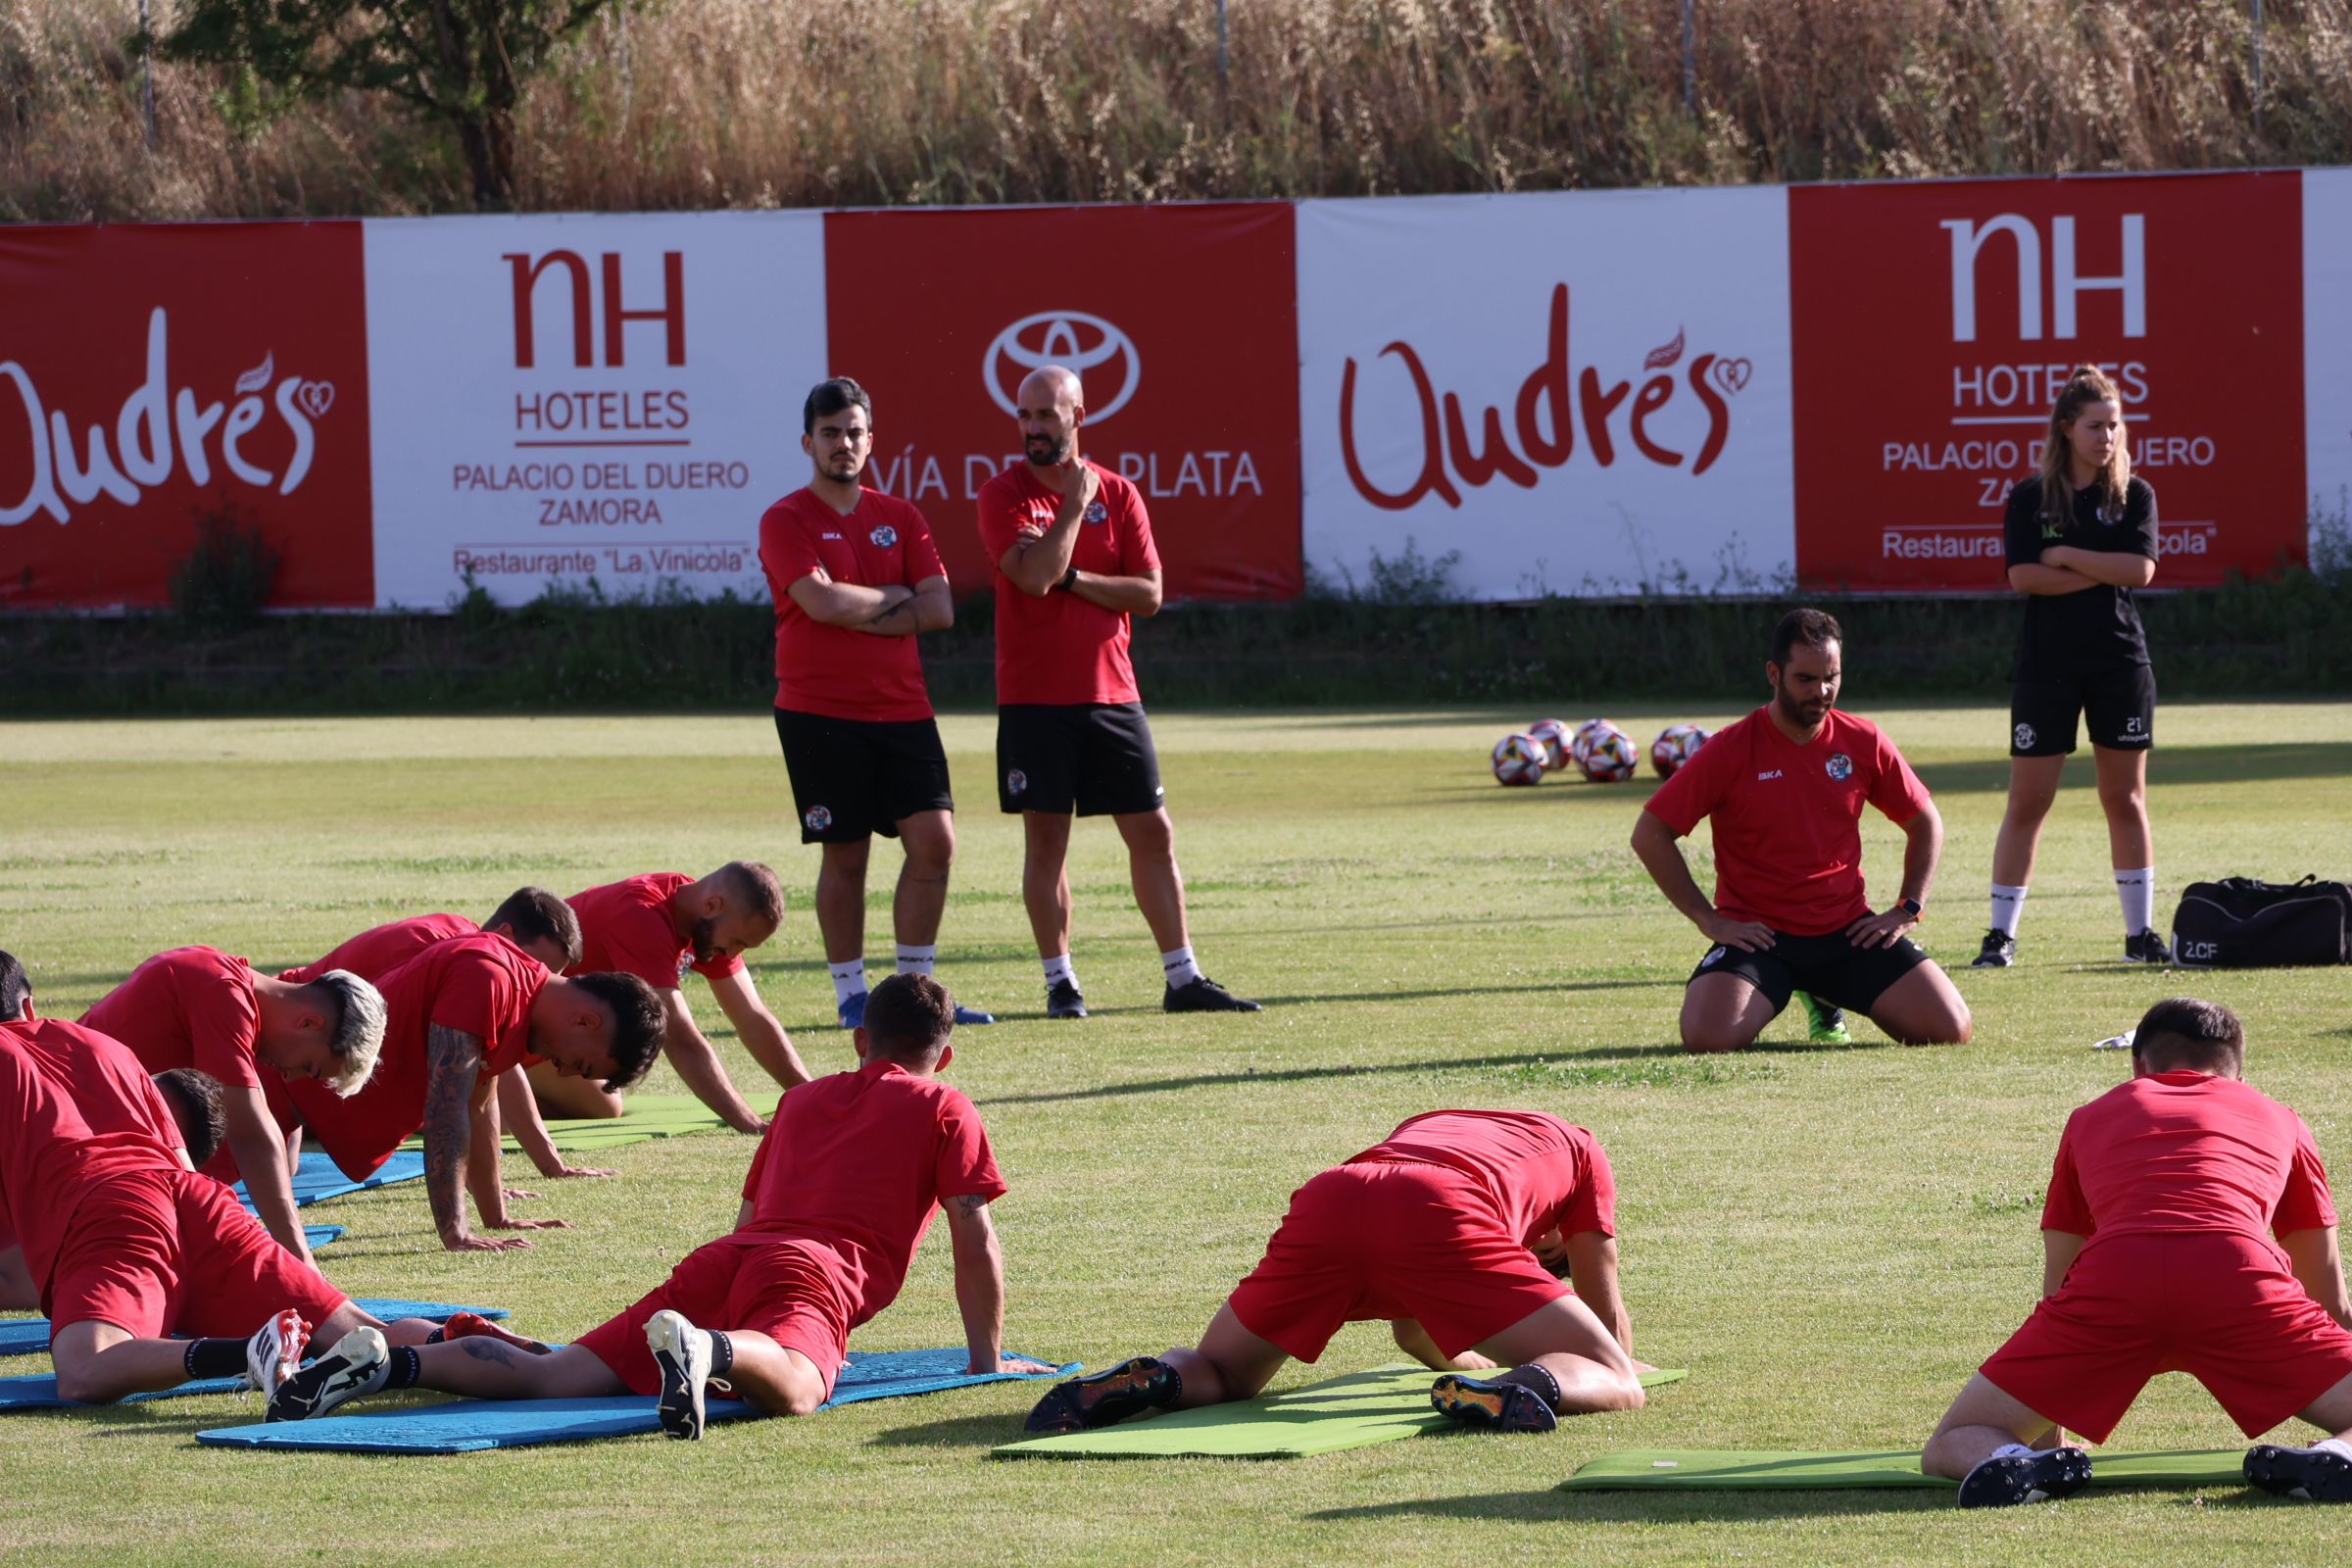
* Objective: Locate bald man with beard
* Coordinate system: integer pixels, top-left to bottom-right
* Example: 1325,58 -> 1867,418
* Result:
974,366 -> 1257,1021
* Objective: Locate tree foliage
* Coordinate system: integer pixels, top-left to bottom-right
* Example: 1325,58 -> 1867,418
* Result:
149,0 -> 625,208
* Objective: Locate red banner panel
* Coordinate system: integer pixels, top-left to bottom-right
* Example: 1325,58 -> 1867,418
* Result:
1790,172 -> 2304,590
0,222 -> 372,610
822,203 -> 1301,601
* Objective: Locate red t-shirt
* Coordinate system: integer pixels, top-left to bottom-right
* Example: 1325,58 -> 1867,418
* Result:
78,945 -> 264,1091
974,460 -> 1160,706
281,913 -> 478,985
1347,1109 -> 1616,1241
1642,706 -> 1931,936
568,872 -> 743,991
732,1058 -> 1005,1323
2042,1070 -> 2339,1242
0,1023 -> 183,1291
758,486 -> 947,722
288,933 -> 548,1179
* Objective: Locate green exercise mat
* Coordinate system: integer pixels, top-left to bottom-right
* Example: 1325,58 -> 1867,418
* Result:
1560,1447 -> 2250,1492
400,1095 -> 729,1157
995,1362 -> 1687,1460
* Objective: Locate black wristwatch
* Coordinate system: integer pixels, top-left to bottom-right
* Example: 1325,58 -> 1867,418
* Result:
1058,565 -> 1079,592
1898,897 -> 1923,919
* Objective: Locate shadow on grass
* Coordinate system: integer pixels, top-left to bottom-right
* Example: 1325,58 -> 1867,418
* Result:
862,1409 -> 1030,1450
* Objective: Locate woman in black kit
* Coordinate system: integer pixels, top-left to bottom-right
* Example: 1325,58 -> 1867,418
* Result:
1974,365 -> 2169,970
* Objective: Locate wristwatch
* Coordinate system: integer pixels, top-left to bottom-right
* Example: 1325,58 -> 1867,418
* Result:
1898,897 -> 1924,919
1058,565 -> 1079,592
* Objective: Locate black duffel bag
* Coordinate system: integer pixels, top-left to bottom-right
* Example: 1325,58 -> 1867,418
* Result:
2170,876 -> 2352,968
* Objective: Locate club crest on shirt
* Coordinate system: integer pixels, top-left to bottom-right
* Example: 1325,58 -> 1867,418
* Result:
805,804 -> 833,832
1825,753 -> 1853,781
869,524 -> 898,548
1005,768 -> 1027,795
2014,722 -> 2037,751
1082,501 -> 1108,525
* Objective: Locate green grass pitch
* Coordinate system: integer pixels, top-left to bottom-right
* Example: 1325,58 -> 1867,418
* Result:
2,701 -> 2350,1565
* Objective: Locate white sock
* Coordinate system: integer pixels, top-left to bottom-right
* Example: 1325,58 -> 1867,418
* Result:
2115,867 -> 2154,934
1161,946 -> 1202,988
1989,883 -> 2028,937
828,960 -> 867,1005
895,944 -> 936,978
1043,954 -> 1077,989
1987,1442 -> 2035,1460
2311,1436 -> 2352,1461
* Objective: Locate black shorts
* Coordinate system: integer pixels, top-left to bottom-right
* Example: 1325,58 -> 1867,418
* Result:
1686,925 -> 1931,1015
2010,663 -> 2155,757
773,709 -> 955,844
996,703 -> 1165,816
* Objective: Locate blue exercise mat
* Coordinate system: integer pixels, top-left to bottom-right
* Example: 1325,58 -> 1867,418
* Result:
234,1151 -> 426,1214
195,1348 -> 1078,1452
0,1298 -> 505,1359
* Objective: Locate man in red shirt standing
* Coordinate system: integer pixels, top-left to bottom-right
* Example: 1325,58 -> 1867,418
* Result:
1027,1108 -> 1644,1435
81,945 -> 386,1265
760,377 -> 997,1034
1631,609 -> 1972,1052
523,864 -> 807,1134
976,365 -> 1256,1019
269,974 -> 1053,1437
1922,998 -> 2352,1506
286,932 -> 664,1251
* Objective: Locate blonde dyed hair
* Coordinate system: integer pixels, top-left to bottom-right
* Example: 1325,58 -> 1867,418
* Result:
310,970 -> 388,1098
2037,365 -> 2132,530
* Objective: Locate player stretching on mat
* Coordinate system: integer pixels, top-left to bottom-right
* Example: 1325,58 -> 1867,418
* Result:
525,864 -> 808,1133
270,974 -> 1053,1436
81,944 -> 385,1264
285,932 -> 663,1250
1976,365 -> 2170,970
762,376 -> 995,1032
1631,608 -> 1973,1052
1923,998 -> 2352,1506
977,366 -> 1257,1019
1026,1109 -> 1645,1436
0,953 -> 456,1404
281,890 -> 616,1184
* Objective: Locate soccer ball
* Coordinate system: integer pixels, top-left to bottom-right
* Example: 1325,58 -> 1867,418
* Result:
1576,723 -> 1640,782
1650,722 -> 1711,779
1566,718 -> 1611,770
1491,733 -> 1547,787
1526,718 -> 1573,772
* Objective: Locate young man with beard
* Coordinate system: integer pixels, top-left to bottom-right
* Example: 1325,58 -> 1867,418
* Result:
975,365 -> 1257,1020
1630,608 -> 1972,1053
760,377 -> 996,1033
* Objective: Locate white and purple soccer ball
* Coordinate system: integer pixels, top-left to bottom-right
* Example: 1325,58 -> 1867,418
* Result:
1576,723 -> 1640,782
1650,722 -> 1711,779
1492,732 -> 1548,787
1526,718 -> 1573,772
1567,718 -> 1612,771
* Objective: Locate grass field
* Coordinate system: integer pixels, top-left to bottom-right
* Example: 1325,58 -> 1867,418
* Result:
3,701 -> 2350,1566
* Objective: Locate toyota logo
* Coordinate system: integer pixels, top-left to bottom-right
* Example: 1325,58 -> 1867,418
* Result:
984,311 -> 1141,423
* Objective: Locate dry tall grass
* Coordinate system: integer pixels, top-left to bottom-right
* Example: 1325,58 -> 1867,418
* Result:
4,0 -> 2346,220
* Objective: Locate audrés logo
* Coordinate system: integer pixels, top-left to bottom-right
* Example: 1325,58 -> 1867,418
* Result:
985,312 -> 1139,423
1337,284 -> 1747,513
1,309 -> 331,526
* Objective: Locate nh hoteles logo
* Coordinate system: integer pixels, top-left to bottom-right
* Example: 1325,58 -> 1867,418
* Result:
984,312 -> 1140,422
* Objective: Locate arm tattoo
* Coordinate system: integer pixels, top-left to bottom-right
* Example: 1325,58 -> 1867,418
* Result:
955,1194 -> 990,1214
423,1024 -> 486,1237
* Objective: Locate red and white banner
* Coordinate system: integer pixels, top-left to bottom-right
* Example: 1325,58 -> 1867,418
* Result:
1790,172 -> 2307,589
363,213 -> 826,608
1297,189 -> 1794,600
2307,169 -> 2352,539
0,221 -> 372,610
822,203 -> 1301,601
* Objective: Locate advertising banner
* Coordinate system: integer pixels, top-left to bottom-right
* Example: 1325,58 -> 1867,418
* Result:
0,221 -> 372,610
1790,172 -> 2306,590
363,212 -> 826,608
1296,188 -> 1795,601
2307,169 -> 2352,541
822,202 -> 1301,601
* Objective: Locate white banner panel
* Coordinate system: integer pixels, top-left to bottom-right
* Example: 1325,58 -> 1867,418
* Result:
2307,169 -> 2352,544
364,212 -> 825,608
1298,189 -> 1794,600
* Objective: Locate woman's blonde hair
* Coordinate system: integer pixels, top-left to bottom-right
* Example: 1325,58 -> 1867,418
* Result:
2037,365 -> 2132,530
